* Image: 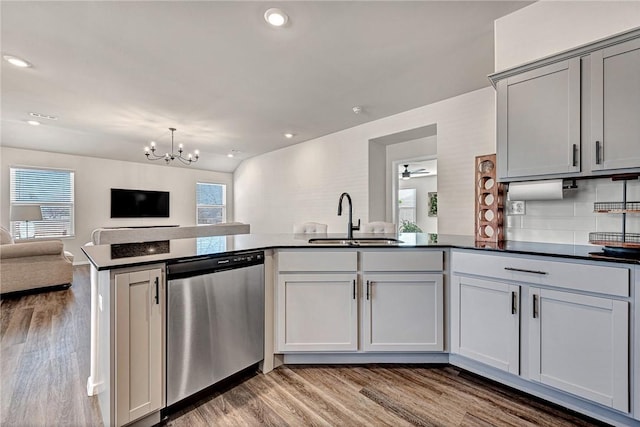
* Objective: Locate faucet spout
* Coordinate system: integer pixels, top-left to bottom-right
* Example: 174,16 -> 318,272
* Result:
338,192 -> 360,240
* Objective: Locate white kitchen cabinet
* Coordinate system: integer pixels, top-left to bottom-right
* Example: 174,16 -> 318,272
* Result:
362,273 -> 443,352
528,288 -> 628,413
451,275 -> 519,375
276,249 -> 443,353
451,249 -> 632,416
361,250 -> 444,352
496,58 -> 581,180
114,268 -> 163,427
276,273 -> 358,352
590,37 -> 640,172
276,250 -> 358,352
492,32 -> 640,180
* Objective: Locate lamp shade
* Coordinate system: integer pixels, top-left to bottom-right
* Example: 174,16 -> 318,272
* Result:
10,205 -> 43,222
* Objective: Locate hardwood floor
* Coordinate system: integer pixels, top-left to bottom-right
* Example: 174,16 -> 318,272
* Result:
1,266 -> 605,427
0,265 -> 101,426
167,365 -> 605,427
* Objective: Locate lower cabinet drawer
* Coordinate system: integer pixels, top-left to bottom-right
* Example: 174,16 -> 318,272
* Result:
451,250 -> 629,297
361,250 -> 443,272
277,250 -> 357,272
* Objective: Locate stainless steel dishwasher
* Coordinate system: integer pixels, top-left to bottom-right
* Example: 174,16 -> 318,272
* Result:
166,251 -> 264,406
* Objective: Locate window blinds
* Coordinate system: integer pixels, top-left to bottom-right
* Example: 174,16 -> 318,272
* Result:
10,167 -> 75,238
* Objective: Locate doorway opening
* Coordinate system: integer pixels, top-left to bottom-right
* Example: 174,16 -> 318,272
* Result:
367,123 -> 437,233
396,158 -> 437,233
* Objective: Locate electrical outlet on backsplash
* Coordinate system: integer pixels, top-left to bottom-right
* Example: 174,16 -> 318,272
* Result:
505,177 -> 640,245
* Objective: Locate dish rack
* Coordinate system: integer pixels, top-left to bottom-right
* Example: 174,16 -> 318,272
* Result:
589,175 -> 640,252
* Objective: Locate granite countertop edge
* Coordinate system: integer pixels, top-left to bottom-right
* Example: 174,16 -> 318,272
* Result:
81,233 -> 640,270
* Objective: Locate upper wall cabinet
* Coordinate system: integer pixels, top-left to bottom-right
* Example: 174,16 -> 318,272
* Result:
590,38 -> 640,172
491,30 -> 640,182
496,59 -> 581,180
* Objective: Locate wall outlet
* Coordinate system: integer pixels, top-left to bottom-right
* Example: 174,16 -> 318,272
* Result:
507,200 -> 526,215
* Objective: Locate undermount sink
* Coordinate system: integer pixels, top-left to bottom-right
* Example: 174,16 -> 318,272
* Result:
308,237 -> 403,246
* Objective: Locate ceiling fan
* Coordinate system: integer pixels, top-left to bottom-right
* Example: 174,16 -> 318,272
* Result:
400,164 -> 427,180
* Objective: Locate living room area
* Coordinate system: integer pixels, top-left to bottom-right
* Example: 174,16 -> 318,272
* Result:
0,146 -> 240,424
1,146 -> 235,269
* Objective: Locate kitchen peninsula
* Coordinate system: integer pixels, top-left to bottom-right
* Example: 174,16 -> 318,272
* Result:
82,233 -> 640,427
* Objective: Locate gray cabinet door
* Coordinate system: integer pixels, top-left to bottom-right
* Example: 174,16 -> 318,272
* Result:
591,38 -> 640,171
497,59 -> 581,180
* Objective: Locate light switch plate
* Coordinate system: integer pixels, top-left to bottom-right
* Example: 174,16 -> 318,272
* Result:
507,200 -> 526,215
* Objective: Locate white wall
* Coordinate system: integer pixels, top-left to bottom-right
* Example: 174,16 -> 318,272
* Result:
495,1 -> 640,71
234,127 -> 370,234
234,87 -> 495,236
399,175 -> 438,234
1,147 -> 233,263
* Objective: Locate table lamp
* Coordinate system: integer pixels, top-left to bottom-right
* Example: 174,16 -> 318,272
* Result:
10,205 -> 42,238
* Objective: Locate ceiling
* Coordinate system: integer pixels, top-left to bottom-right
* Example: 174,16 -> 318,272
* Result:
1,1 -> 530,173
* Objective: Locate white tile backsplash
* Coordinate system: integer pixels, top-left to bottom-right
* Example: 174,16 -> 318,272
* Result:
506,177 -> 640,245
522,216 -> 596,231
573,202 -> 594,217
506,228 -> 577,245
506,215 -> 522,228
522,201 -> 575,217
596,182 -> 624,201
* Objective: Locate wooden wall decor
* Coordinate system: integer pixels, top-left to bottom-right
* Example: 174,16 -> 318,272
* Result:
475,154 -> 505,243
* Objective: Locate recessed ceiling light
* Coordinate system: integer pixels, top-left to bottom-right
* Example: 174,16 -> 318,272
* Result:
27,120 -> 41,126
227,153 -> 234,158
264,8 -> 288,27
3,55 -> 32,68
29,112 -> 57,120
284,133 -> 295,139
227,150 -> 241,158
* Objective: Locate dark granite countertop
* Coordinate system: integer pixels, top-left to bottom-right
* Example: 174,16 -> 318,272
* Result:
81,233 -> 640,270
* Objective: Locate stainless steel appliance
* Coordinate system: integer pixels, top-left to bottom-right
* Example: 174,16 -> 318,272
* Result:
166,251 -> 264,406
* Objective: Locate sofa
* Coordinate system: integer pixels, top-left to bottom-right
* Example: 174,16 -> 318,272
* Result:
0,227 -> 74,295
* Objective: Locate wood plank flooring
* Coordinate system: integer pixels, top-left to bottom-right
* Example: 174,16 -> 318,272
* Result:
1,265 -> 101,426
1,265 -> 606,427
167,364 -> 606,427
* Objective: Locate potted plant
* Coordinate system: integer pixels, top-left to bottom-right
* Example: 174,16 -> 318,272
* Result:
399,220 -> 422,233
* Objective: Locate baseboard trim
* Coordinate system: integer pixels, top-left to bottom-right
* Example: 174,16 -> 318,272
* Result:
449,354 -> 638,427
86,376 -> 103,397
283,352 -> 450,365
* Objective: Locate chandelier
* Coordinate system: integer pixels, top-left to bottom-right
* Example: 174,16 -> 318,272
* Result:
144,127 -> 200,165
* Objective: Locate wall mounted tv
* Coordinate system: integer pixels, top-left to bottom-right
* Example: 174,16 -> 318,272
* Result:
110,188 -> 170,218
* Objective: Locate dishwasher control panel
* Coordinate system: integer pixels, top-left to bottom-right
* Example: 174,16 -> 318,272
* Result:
167,251 -> 264,280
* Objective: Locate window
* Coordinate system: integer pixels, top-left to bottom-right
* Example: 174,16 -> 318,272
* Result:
398,188 -> 417,223
10,167 -> 75,239
196,182 -> 226,225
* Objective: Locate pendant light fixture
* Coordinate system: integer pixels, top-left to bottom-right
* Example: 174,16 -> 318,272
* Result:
144,128 -> 199,165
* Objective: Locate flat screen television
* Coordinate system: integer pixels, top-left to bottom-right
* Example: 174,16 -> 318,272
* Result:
110,188 -> 170,218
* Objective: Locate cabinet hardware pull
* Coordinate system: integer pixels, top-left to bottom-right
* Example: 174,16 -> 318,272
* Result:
154,277 -> 160,305
353,279 -> 356,300
511,291 -> 518,315
572,144 -> 577,167
595,140 -> 601,165
532,294 -> 538,319
504,267 -> 548,275
366,280 -> 370,300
